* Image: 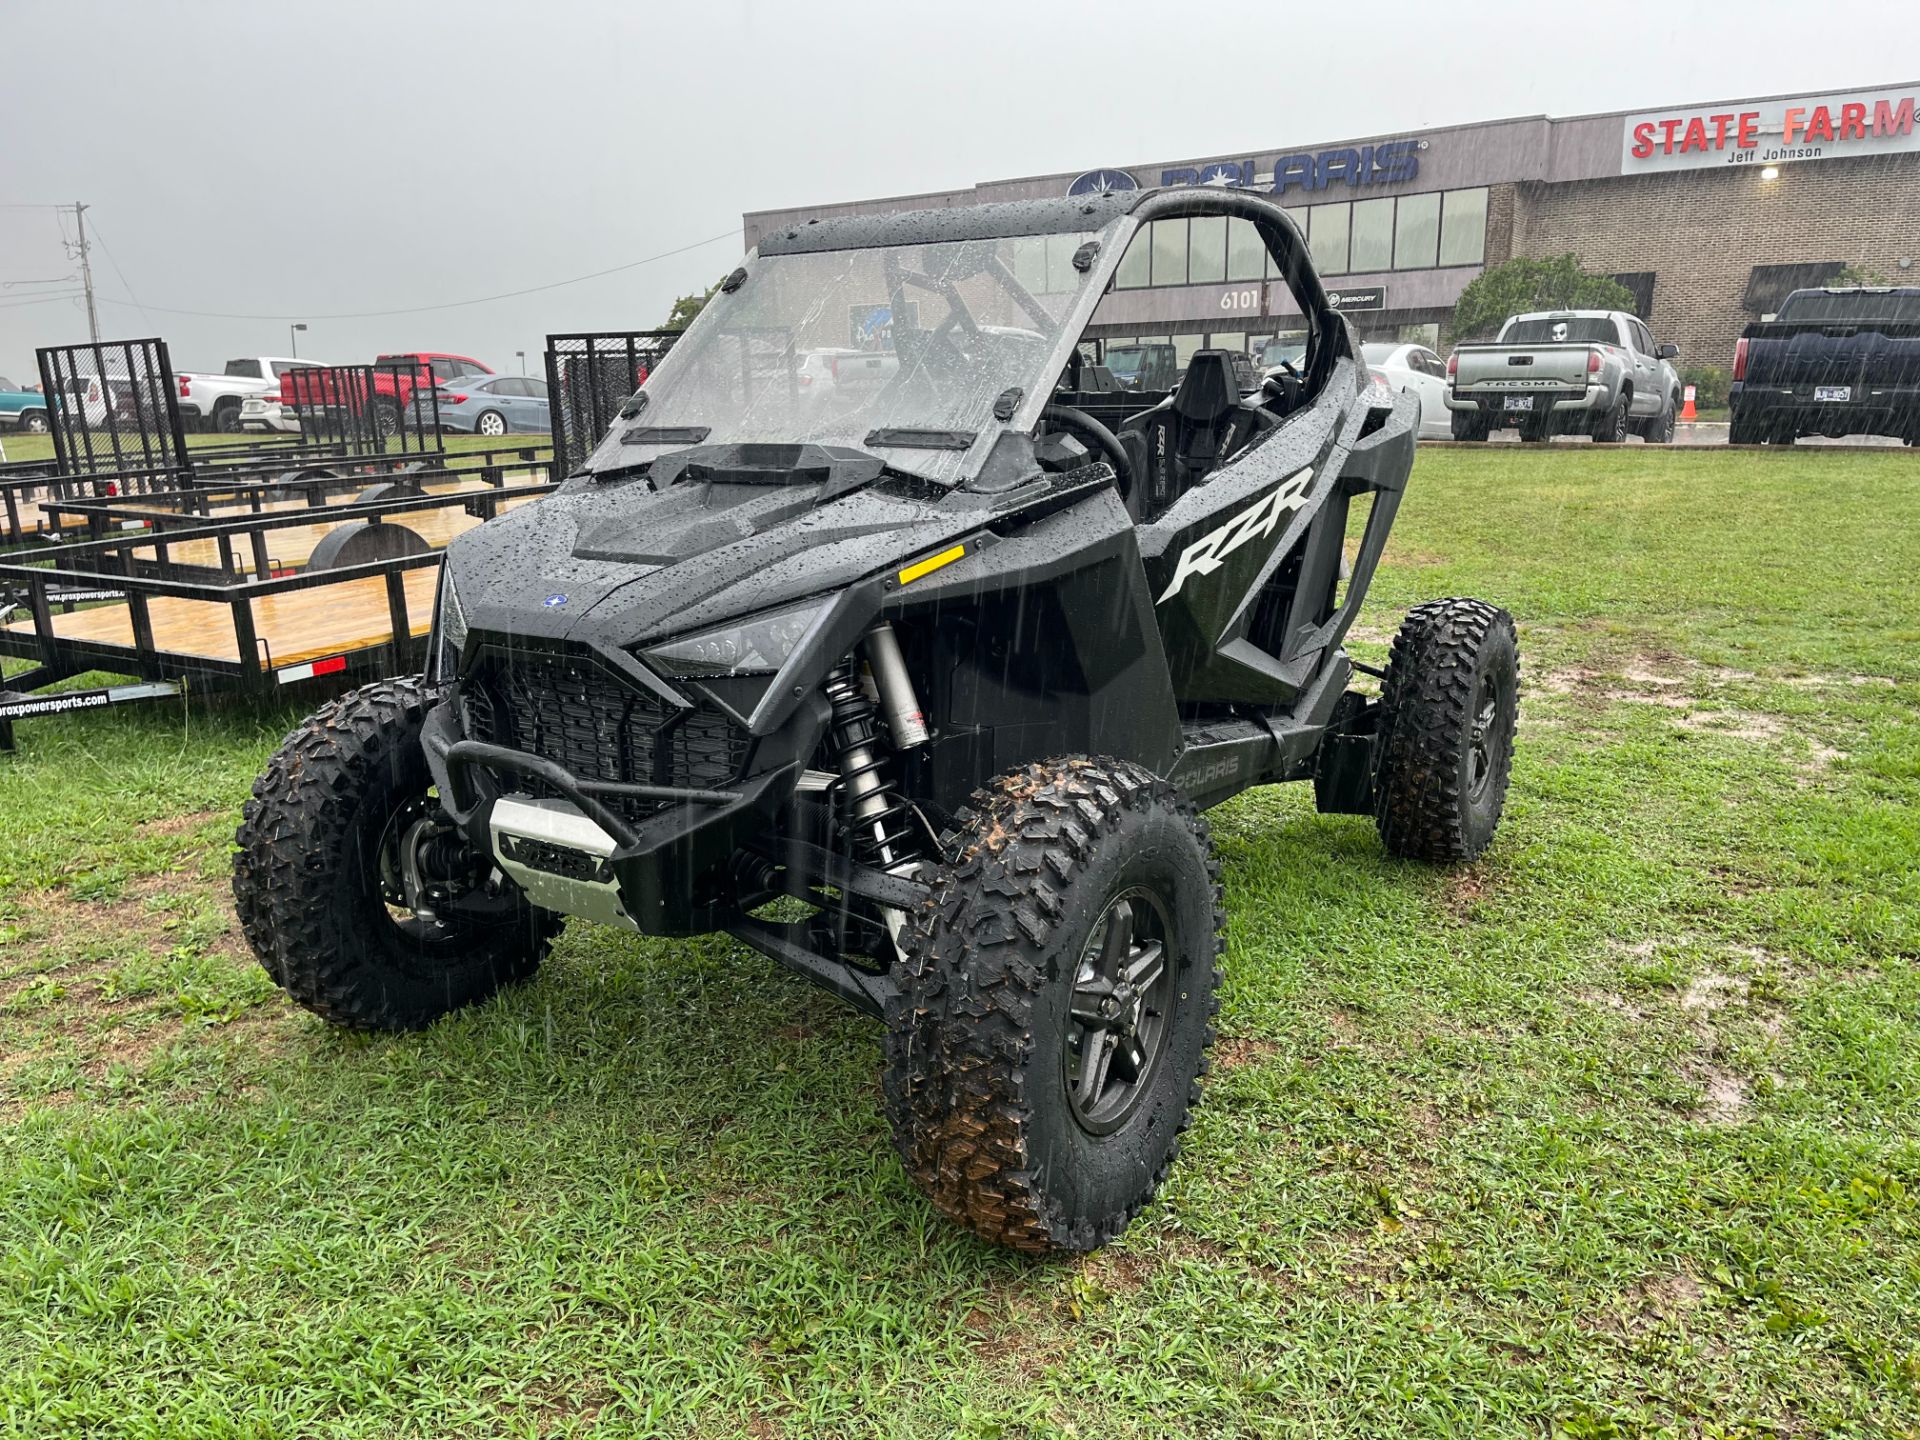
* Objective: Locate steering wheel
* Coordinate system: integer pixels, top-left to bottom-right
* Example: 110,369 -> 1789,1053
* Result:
1039,404 -> 1132,492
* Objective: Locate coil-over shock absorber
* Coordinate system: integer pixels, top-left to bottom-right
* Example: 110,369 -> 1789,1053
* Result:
824,623 -> 928,949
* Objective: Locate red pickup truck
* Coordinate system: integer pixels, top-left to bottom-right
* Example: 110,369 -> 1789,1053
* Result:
280,352 -> 494,435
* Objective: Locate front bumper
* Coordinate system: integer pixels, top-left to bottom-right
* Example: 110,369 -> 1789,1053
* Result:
420,688 -> 830,934
239,401 -> 299,433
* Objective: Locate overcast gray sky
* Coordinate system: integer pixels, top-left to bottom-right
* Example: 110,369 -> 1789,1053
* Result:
3,0 -> 1916,383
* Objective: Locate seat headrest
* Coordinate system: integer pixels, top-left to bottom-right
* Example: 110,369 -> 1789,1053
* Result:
1172,351 -> 1240,424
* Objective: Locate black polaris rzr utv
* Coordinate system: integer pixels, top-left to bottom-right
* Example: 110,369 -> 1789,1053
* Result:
235,185 -> 1518,1255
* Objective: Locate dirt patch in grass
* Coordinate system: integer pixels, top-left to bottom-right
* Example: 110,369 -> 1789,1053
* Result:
1681,971 -> 1750,1013
1535,657 -> 1847,775
1213,1036 -> 1285,1070
1441,869 -> 1493,920
133,808 -> 233,841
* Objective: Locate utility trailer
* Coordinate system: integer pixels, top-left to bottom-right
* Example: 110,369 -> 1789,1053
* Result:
543,330 -> 679,474
0,466 -> 558,750
0,338 -> 573,749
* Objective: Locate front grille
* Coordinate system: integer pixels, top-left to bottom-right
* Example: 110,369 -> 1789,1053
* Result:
461,650 -> 749,824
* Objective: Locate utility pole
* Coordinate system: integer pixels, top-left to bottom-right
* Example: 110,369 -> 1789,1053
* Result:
72,202 -> 100,344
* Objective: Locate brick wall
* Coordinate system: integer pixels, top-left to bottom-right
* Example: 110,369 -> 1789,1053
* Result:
1511,153 -> 1920,372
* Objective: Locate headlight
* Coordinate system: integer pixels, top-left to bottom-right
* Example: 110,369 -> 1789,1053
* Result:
641,598 -> 827,678
431,566 -> 469,682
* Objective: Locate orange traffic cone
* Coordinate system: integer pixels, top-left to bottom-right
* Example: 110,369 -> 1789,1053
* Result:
1680,386 -> 1697,422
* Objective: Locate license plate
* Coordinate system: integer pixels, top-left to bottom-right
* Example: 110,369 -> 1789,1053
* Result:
1814,385 -> 1851,402
1505,395 -> 1535,411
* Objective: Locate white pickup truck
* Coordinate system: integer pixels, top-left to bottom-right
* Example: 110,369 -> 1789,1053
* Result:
1445,310 -> 1681,443
176,356 -> 317,433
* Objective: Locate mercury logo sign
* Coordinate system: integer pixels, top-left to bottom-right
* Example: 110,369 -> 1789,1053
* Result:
1157,468 -> 1315,604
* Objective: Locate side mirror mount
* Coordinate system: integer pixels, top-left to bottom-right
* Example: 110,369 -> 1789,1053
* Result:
1656,341 -> 1680,360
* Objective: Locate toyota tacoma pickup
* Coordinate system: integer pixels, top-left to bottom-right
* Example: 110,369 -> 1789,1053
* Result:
279,352 -> 493,437
177,356 -> 315,433
1730,287 -> 1920,445
1446,310 -> 1680,443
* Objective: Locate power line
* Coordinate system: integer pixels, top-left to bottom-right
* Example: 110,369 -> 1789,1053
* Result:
0,291 -> 86,311
90,225 -> 741,322
79,217 -> 152,333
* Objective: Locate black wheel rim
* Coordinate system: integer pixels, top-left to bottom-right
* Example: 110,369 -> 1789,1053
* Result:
1065,890 -> 1178,1136
1466,664 -> 1510,802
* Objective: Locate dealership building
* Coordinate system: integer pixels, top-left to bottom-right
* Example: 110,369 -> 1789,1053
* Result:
742,81 -> 1920,374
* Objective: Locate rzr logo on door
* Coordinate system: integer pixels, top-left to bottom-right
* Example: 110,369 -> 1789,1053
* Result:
1157,468 -> 1315,603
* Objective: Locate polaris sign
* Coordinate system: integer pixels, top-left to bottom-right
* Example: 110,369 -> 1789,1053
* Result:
1152,140 -> 1424,195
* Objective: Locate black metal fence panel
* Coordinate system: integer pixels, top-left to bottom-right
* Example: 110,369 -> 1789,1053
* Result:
543,331 -> 679,474
36,338 -> 189,482
284,362 -> 445,459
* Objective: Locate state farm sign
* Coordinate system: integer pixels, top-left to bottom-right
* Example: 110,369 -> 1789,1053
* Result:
1621,86 -> 1919,173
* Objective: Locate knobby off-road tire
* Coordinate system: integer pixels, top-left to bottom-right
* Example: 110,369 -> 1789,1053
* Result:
1375,598 -> 1520,864
883,758 -> 1224,1254
233,676 -> 551,1031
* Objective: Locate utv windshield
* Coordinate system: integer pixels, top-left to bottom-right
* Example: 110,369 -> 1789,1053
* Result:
584,230 -> 1103,484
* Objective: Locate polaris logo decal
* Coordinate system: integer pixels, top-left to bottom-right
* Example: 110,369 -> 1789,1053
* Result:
1157,468 -> 1315,604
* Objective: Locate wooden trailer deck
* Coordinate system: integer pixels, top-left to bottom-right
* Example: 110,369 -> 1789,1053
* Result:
121,492 -> 541,576
4,565 -> 441,668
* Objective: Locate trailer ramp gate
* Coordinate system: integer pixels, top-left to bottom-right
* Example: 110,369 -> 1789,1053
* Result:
544,331 -> 679,474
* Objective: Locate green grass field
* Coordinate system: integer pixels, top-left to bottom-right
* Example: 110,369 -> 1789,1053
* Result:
2,447 -> 1916,1438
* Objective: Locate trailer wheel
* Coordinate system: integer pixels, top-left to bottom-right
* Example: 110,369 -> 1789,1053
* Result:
1374,598 -> 1519,864
882,757 -> 1223,1254
233,676 -> 551,1032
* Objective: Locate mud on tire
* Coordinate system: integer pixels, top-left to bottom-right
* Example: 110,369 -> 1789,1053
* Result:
1374,598 -> 1520,864
882,757 -> 1224,1254
233,676 -> 552,1031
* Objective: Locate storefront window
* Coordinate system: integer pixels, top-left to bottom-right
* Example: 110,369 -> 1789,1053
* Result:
1208,329 -> 1248,355
1227,219 -> 1265,282
1439,188 -> 1489,267
1349,198 -> 1394,273
1173,333 -> 1205,370
1114,187 -> 1487,291
1151,220 -> 1188,287
1308,203 -> 1349,276
1187,215 -> 1227,285
1393,192 -> 1441,270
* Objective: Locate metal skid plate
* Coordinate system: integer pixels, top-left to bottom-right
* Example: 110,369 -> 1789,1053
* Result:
487,793 -> 637,931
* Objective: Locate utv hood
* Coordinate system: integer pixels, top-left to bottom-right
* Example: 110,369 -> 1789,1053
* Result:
444,457 -> 992,651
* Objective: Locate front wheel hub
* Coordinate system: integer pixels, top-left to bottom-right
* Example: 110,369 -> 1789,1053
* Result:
1065,890 -> 1177,1135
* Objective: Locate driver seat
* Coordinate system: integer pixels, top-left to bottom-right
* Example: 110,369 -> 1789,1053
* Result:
1119,351 -> 1263,521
